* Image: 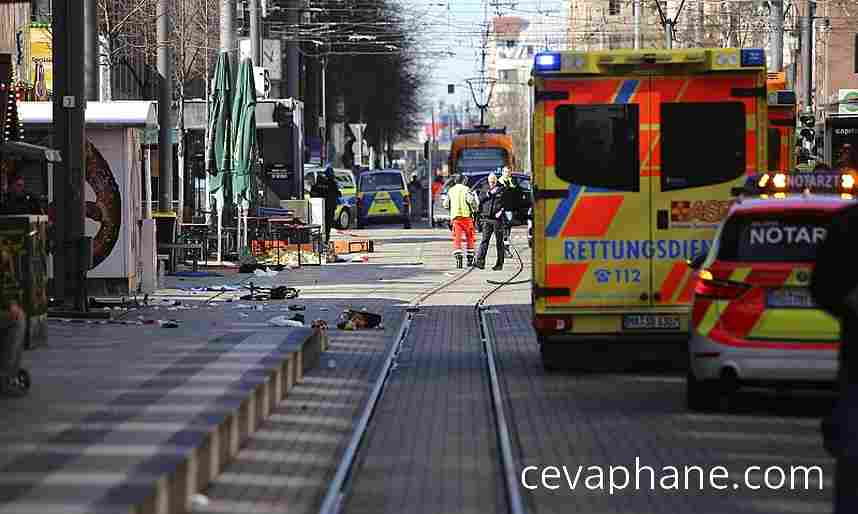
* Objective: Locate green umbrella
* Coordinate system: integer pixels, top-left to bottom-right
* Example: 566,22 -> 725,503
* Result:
207,51 -> 232,195
231,57 -> 257,206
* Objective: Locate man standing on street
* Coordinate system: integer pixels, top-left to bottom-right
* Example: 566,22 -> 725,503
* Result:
810,201 -> 858,513
408,173 -> 423,222
442,174 -> 476,269
311,167 -> 341,243
475,173 -> 506,271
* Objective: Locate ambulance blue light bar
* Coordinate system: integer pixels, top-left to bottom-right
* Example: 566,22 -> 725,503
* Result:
740,48 -> 766,67
534,53 -> 561,72
732,171 -> 856,196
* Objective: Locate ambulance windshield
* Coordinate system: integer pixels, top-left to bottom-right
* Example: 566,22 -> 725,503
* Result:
717,213 -> 831,262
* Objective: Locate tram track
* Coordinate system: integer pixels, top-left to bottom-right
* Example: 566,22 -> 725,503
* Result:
318,242 -> 528,514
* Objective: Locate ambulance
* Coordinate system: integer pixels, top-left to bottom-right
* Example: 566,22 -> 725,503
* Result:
530,48 -> 768,370
766,72 -> 797,172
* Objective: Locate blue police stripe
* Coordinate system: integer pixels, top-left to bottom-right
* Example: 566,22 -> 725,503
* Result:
615,80 -> 638,104
360,193 -> 376,220
389,191 -> 405,213
545,184 -> 581,237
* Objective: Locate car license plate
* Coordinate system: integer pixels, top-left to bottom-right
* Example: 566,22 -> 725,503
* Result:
622,314 -> 681,330
767,288 -> 815,308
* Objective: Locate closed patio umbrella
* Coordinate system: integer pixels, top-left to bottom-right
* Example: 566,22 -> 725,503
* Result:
231,57 -> 257,250
206,51 -> 232,263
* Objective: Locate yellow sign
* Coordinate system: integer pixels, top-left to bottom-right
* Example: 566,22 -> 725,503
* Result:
29,27 -> 52,100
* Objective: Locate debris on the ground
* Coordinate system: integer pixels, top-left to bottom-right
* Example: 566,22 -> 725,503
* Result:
268,315 -> 304,327
336,309 -> 382,330
190,493 -> 210,509
234,304 -> 253,309
311,319 -> 328,330
290,313 -> 305,323
270,286 -> 299,300
319,307 -> 329,312
288,304 -> 306,311
253,267 -> 279,278
159,320 -> 180,328
238,312 -> 249,318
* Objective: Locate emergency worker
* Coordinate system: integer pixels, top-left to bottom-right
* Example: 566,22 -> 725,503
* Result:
498,167 -> 519,258
442,174 -> 477,268
408,173 -> 423,221
475,173 -> 506,270
810,201 -> 858,513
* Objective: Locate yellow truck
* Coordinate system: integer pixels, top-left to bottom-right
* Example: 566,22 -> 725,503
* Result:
529,48 -> 768,370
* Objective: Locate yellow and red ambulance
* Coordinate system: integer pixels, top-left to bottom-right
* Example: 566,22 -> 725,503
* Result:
530,48 -> 768,370
766,72 -> 797,172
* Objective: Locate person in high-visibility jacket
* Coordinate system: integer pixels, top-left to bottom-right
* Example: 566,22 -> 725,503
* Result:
443,174 -> 478,269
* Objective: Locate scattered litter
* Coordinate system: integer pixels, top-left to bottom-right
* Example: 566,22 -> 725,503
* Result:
311,319 -> 328,330
173,271 -> 223,278
288,304 -> 306,311
253,267 -> 279,278
351,255 -> 370,263
159,320 -> 180,328
234,304 -> 253,309
238,313 -> 249,318
290,313 -> 305,324
327,359 -> 337,369
336,309 -> 382,330
268,316 -> 304,327
190,493 -> 210,509
270,286 -> 299,300
319,307 -> 329,312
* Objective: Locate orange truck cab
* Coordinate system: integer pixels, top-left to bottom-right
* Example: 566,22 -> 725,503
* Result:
448,127 -> 516,175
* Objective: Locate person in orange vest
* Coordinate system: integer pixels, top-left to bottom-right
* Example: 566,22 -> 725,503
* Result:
442,174 -> 477,268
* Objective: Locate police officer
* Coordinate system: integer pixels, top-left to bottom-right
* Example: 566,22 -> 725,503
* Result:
475,173 -> 506,270
442,174 -> 477,268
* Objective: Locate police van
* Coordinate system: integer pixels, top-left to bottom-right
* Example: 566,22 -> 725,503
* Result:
530,48 -> 769,370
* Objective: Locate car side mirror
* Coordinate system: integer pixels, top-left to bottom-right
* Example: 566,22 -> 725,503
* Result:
686,253 -> 706,270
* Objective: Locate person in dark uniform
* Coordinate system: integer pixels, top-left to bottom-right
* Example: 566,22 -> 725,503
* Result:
3,175 -> 43,215
811,201 -> 858,513
311,167 -> 341,243
474,173 -> 506,270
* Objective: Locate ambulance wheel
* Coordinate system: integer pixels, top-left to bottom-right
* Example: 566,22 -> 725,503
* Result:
17,369 -> 31,391
686,371 -> 720,412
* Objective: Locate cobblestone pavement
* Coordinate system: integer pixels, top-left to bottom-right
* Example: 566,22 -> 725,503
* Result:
483,244 -> 835,514
194,226 -> 505,513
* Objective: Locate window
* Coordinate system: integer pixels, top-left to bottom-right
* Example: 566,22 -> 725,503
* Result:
609,0 -> 620,15
456,148 -> 508,173
660,102 -> 745,191
335,172 -> 355,188
360,173 -> 404,192
555,104 -> 640,191
717,212 -> 832,262
767,128 -> 781,172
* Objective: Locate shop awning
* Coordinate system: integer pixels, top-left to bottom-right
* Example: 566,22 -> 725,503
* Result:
0,141 -> 61,162
19,101 -> 157,127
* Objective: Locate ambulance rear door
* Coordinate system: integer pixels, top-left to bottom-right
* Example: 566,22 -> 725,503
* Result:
648,73 -> 764,311
535,76 -> 651,312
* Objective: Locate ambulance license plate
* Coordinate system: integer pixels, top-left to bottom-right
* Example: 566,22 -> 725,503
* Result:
622,314 -> 681,330
767,288 -> 815,308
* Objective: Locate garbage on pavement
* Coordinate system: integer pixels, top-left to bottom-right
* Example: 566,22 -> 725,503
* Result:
336,309 -> 382,330
268,315 -> 304,327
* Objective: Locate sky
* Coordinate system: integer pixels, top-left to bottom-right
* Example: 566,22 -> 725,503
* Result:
403,0 -> 568,112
